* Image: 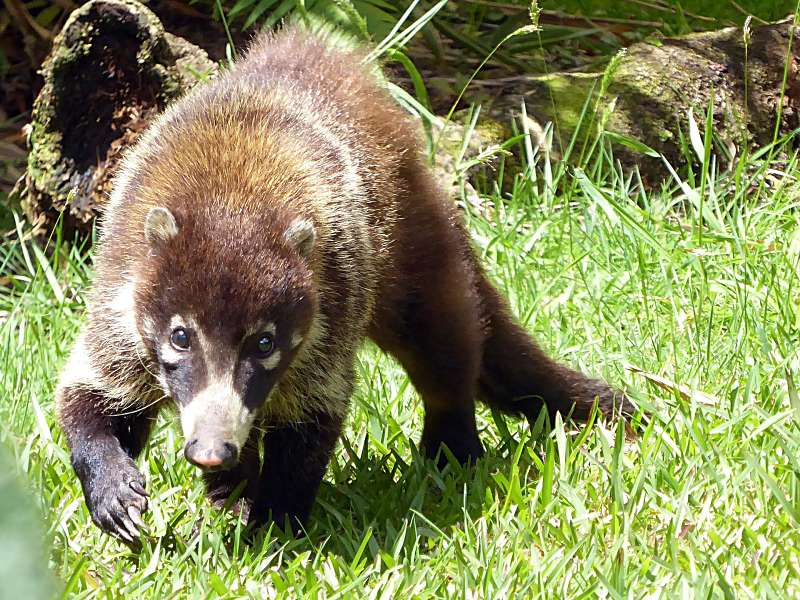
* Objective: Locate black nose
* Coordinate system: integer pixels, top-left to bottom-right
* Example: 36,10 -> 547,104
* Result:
184,439 -> 239,470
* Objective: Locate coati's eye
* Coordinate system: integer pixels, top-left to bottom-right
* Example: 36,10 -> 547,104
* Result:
170,327 -> 190,350
256,333 -> 275,356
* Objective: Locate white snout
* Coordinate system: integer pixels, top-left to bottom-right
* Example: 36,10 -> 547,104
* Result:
179,380 -> 255,448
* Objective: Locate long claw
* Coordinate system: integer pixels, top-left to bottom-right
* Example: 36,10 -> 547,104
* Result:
124,514 -> 141,537
129,480 -> 148,497
128,506 -> 147,529
115,525 -> 135,543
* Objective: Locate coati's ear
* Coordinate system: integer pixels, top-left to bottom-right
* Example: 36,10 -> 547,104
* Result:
144,207 -> 179,245
283,217 -> 316,258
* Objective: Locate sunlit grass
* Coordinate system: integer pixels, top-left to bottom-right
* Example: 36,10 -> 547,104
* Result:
2,0 -> 800,595
2,106 -> 800,595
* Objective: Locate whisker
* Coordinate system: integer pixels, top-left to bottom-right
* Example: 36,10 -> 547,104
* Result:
105,392 -> 168,417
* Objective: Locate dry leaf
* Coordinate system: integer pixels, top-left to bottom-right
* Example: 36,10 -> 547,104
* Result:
626,364 -> 720,406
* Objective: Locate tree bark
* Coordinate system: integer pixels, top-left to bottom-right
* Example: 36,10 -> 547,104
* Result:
13,6 -> 800,240
13,0 -> 216,239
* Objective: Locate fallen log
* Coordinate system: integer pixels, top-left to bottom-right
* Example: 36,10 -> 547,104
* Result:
14,0 -> 217,239
12,5 -> 800,240
504,17 -> 800,179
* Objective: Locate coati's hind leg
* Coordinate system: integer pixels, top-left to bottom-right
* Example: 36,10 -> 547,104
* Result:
472,263 -> 632,423
371,291 -> 485,465
372,269 -> 485,465
370,176 -> 485,465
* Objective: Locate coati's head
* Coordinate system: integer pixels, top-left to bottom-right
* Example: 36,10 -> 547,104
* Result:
135,205 -> 318,471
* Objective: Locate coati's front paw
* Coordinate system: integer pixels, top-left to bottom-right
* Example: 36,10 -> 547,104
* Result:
248,501 -> 311,536
84,457 -> 148,543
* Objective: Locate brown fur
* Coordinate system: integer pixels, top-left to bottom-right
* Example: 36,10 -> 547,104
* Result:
56,26 -> 632,540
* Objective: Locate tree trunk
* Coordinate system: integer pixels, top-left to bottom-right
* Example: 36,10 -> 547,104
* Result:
13,4 -> 800,240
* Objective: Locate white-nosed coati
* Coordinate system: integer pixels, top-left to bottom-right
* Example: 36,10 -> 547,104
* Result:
55,27 -> 631,542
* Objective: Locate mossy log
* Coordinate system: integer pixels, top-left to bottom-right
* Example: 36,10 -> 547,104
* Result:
509,18 -> 800,180
15,0 -> 216,239
14,8 -> 800,239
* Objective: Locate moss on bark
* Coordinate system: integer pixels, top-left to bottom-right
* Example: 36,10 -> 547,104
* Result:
14,8 -> 800,240
16,0 -> 217,239
510,18 -> 800,180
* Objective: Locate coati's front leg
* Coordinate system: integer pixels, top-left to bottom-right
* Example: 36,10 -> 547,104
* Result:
58,386 -> 152,543
249,409 -> 343,532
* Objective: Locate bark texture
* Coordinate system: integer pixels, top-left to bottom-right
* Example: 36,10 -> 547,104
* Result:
13,7 -> 800,239
15,0 -> 217,238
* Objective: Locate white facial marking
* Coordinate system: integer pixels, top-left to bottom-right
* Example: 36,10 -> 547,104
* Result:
290,332 -> 303,349
180,376 -> 254,448
175,319 -> 255,448
168,315 -> 187,330
259,349 -> 282,371
107,276 -> 143,342
141,316 -> 157,339
58,334 -> 98,389
160,315 -> 189,364
160,342 -> 185,365
156,370 -> 169,392
108,278 -> 136,314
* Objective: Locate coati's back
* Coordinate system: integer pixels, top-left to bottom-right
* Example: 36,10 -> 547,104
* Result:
102,27 -> 415,282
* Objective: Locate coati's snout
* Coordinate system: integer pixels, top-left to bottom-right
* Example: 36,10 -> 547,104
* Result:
184,437 -> 239,471
178,385 -> 253,470
177,385 -> 256,470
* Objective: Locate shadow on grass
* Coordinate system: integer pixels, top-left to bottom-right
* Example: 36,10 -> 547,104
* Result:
244,432 -> 547,563
117,409 -> 611,565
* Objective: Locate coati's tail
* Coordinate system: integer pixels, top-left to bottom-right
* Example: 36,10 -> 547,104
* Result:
472,265 -> 632,424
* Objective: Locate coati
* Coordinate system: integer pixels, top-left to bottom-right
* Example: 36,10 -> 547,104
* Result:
55,27 -> 631,542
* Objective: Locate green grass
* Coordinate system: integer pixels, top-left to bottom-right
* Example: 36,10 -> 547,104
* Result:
4,1 -> 800,596
2,115 -> 800,596
207,0 -> 799,84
